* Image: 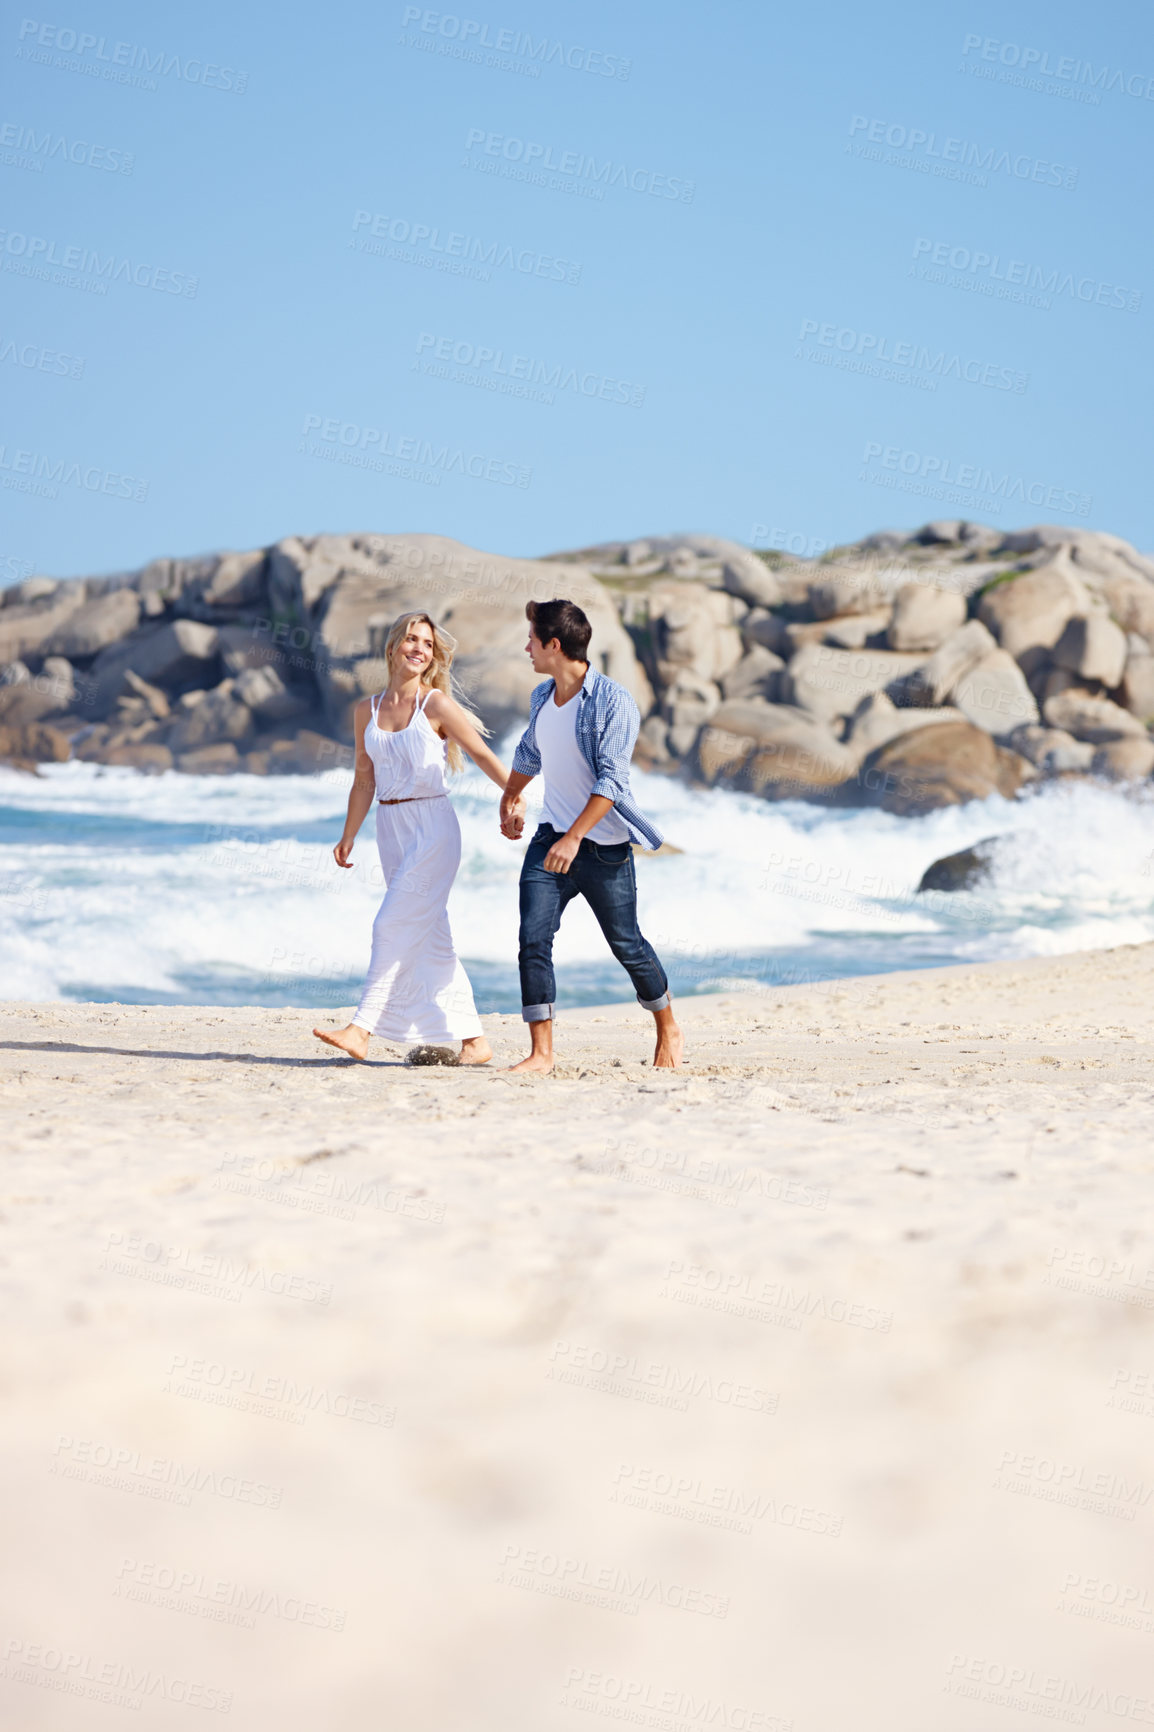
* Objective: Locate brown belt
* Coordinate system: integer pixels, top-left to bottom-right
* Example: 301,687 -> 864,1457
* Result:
379,794 -> 445,805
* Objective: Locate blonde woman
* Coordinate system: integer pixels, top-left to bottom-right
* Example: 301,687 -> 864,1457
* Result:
314,613 -> 521,1064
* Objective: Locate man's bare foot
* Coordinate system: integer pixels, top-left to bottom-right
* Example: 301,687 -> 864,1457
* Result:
508,1021 -> 554,1073
652,1008 -> 683,1070
313,1023 -> 370,1061
507,1051 -> 554,1074
459,1036 -> 492,1065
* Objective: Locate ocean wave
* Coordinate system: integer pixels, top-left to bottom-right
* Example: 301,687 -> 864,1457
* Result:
3,751 -> 1154,1009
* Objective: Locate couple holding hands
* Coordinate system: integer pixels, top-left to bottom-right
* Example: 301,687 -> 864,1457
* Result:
314,597 -> 682,1073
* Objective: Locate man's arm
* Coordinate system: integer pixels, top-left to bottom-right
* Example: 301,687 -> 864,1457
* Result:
542,795 -> 615,874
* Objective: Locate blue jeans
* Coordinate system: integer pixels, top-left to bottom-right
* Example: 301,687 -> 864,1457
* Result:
518,824 -> 670,1022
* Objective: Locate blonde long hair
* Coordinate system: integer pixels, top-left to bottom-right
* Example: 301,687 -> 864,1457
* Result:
382,611 -> 487,774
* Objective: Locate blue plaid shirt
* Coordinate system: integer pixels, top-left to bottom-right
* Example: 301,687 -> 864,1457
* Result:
511,666 -> 664,851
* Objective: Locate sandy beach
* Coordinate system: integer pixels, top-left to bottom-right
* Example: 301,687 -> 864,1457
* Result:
4,944 -> 1154,1730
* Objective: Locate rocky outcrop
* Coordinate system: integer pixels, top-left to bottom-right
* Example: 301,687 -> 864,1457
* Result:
4,518 -> 1154,809
917,837 -> 1002,893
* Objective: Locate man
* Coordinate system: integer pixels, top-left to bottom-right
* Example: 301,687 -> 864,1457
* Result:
499,597 -> 682,1073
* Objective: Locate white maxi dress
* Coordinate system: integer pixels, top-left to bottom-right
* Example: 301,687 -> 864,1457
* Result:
351,690 -> 483,1044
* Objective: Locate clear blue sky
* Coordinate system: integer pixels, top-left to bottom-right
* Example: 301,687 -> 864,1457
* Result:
3,0 -> 1151,583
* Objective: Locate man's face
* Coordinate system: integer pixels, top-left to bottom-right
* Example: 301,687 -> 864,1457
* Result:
525,628 -> 556,672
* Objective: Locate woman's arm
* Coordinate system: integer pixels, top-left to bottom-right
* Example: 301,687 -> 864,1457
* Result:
423,691 -> 512,791
334,699 -> 376,868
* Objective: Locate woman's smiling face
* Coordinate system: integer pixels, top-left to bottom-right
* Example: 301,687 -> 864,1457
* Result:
396,620 -> 435,676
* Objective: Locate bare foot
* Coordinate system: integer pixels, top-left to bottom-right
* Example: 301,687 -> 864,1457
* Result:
653,1020 -> 684,1069
313,1023 -> 370,1061
507,1052 -> 554,1074
459,1036 -> 492,1065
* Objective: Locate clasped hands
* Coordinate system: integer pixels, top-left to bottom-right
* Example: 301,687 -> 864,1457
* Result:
499,791 -> 577,873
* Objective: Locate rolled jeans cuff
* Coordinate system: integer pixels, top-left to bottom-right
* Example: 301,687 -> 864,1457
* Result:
522,1002 -> 554,1023
638,991 -> 670,1011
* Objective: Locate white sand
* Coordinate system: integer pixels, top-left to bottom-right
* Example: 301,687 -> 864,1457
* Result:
3,945 -> 1154,1730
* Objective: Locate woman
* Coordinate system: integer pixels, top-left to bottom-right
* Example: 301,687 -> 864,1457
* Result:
314,612 -> 519,1064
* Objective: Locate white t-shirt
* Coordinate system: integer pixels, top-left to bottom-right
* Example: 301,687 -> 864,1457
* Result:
536,689 -> 632,844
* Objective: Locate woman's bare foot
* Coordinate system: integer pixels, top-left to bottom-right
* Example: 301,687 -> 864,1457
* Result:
652,1007 -> 683,1070
313,1023 -> 370,1061
459,1036 -> 492,1065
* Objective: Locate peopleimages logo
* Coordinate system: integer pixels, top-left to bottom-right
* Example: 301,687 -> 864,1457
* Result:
350,209 -> 581,285
962,34 -> 1154,101
847,115 -> 1077,189
15,18 -> 247,91
861,441 -> 1091,517
463,128 -> 695,201
0,119 -> 134,173
399,8 -> 631,79
798,318 -> 1027,393
910,237 -> 1141,314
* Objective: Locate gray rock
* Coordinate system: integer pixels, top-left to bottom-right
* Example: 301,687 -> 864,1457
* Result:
167,682 -> 255,753
1006,724 -> 1094,774
233,664 -> 311,722
41,587 -> 141,660
0,583 -> 87,664
887,582 -> 967,652
623,540 -> 652,567
917,837 -> 1002,892
845,692 -> 969,762
720,550 -> 782,609
6,576 -> 62,607
1092,737 -> 1154,780
176,743 -> 242,775
819,609 -> 892,651
1051,614 -> 1128,688
861,722 -> 1032,815
642,580 -> 744,688
907,619 -> 999,707
950,650 -> 1039,736
696,701 -> 854,799
720,645 -> 784,702
89,620 -> 221,710
1121,655 -> 1154,721
808,570 -> 888,620
741,609 -> 790,655
978,560 -> 1091,671
1042,689 -> 1147,743
784,641 -> 926,723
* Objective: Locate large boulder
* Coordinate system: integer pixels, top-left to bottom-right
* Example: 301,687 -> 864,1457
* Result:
844,692 -> 969,762
950,650 -> 1039,736
166,684 -> 255,753
719,551 -> 782,610
660,671 -> 720,757
0,657 -> 74,724
1051,614 -> 1128,688
0,583 -> 86,663
861,722 -> 1031,815
172,550 -> 269,621
1092,737 -> 1154,781
640,580 -> 743,689
887,582 -> 967,652
1042,689 -> 1147,743
719,645 -> 784,703
808,568 -> 888,620
1006,724 -> 1094,774
88,619 -> 221,713
41,587 -> 141,660
1121,655 -> 1154,721
784,642 -> 925,723
906,619 -> 998,707
696,701 -> 854,799
233,664 -> 311,722
977,560 -> 1092,672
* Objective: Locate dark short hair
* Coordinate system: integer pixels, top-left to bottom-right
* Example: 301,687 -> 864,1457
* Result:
525,598 -> 592,662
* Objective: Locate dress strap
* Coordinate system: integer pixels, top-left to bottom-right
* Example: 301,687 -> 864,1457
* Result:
419,687 -> 435,712
370,693 -> 382,722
